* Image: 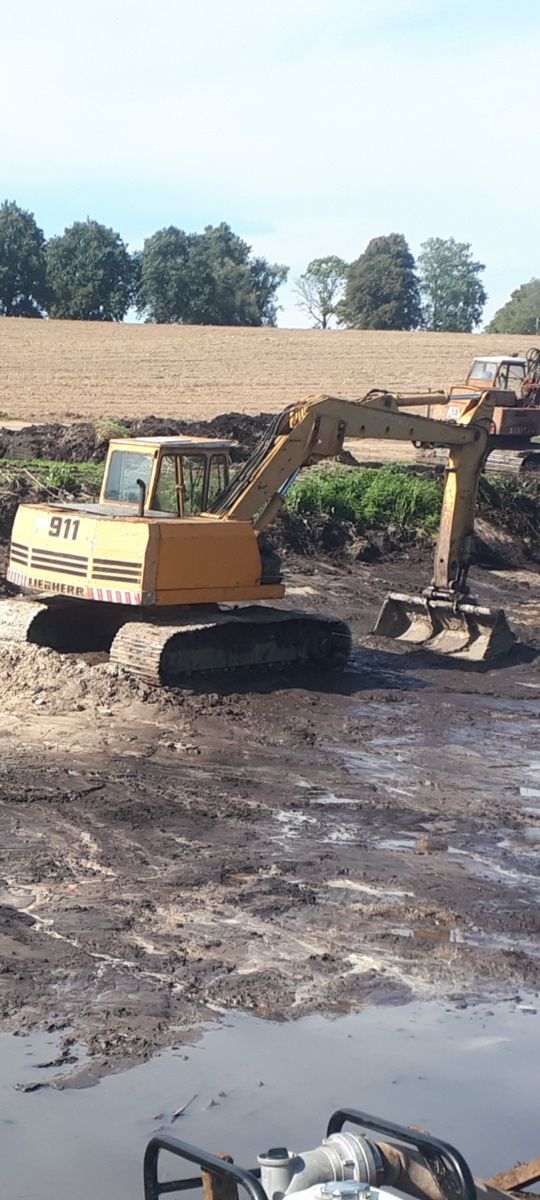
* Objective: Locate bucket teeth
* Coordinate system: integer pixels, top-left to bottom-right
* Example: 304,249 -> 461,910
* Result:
374,593 -> 515,661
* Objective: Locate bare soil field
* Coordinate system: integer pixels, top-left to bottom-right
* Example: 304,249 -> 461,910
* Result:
0,318 -> 528,423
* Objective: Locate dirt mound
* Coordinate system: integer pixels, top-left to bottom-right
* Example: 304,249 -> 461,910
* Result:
0,412 -> 276,466
0,640 -> 170,713
0,422 -> 103,463
0,412 -> 358,469
125,411 -> 275,461
269,511 -> 433,565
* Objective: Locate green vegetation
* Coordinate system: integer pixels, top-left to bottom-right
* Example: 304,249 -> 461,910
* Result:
137,222 -> 287,326
418,237 -> 487,332
294,256 -> 348,329
487,278 -> 540,335
286,463 -> 540,552
1,194 -> 497,331
286,464 -> 442,532
0,459 -> 103,493
94,418 -> 131,441
0,201 -> 48,317
46,219 -> 136,322
339,234 -> 422,331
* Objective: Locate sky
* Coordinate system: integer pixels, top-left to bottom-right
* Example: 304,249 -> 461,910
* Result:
2,0 -> 539,327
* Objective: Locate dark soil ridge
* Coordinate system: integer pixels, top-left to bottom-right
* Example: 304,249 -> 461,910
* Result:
0,413 -> 276,465
1,414 -> 540,569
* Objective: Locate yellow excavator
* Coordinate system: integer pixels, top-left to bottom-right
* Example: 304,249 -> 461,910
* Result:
1,389 -> 514,683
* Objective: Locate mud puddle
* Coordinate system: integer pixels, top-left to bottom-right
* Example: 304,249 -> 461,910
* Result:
2,999 -> 539,1200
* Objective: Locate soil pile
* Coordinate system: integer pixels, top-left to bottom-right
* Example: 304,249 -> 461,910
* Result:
267,511 -> 431,564
0,413 -> 276,465
2,415 -> 540,570
0,642 -> 166,713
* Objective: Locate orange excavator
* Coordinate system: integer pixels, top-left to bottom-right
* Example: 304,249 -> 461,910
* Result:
392,348 -> 540,471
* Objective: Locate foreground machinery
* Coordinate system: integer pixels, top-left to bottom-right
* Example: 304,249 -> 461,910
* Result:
2,390 -> 514,683
143,1105 -> 539,1200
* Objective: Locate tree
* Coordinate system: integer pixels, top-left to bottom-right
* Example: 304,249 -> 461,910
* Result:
137,222 -> 287,326
249,255 -> 289,327
0,200 -> 48,317
418,237 -> 487,332
339,234 -> 421,330
294,256 -> 348,328
487,279 -> 540,335
46,219 -> 135,320
136,227 -> 190,324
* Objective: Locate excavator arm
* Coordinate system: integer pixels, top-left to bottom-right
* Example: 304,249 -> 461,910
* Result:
211,390 -> 492,598
211,390 -> 514,660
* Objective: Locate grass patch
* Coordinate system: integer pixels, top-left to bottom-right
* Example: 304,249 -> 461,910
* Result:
286,464 -> 442,533
0,459 -> 104,494
94,418 -> 131,441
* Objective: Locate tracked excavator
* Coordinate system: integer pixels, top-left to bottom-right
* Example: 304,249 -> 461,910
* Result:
383,348 -> 540,472
1,390 -> 514,684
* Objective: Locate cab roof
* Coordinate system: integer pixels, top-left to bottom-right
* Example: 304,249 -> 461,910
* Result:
471,356 -> 527,365
109,435 -> 234,452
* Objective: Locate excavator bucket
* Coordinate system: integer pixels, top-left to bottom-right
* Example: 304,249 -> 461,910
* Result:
373,593 -> 436,644
374,592 -> 515,661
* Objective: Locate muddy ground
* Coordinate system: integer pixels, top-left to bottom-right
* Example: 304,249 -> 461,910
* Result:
0,549 -> 539,1086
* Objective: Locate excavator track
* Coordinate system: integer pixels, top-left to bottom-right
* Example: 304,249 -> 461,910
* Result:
110,606 -> 352,685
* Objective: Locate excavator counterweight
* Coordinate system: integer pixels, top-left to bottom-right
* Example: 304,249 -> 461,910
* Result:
1,390 -> 514,680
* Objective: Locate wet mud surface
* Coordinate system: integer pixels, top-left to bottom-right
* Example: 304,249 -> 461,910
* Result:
3,1000 -> 540,1200
0,558 -> 539,1082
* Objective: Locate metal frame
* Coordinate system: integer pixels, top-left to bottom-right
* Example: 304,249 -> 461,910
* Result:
326,1108 -> 476,1200
143,1136 -> 266,1200
143,1107 -> 477,1200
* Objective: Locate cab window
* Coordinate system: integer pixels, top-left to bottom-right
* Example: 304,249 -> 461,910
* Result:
154,456 -> 180,514
500,362 -> 526,390
469,360 -> 497,382
181,455 -> 207,515
104,450 -> 154,503
207,455 -> 229,506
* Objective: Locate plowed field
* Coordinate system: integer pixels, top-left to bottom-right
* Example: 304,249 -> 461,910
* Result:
0,318 -> 527,422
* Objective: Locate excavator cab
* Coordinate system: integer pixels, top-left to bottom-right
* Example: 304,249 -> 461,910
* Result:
433,350 -> 540,441
100,436 -> 232,516
466,356 -> 528,393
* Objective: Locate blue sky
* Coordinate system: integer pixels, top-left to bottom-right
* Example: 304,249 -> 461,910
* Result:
2,0 -> 538,326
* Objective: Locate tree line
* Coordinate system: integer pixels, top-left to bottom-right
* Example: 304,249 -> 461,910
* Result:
0,200 -> 537,334
0,201 -> 287,326
296,237 -> 540,335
